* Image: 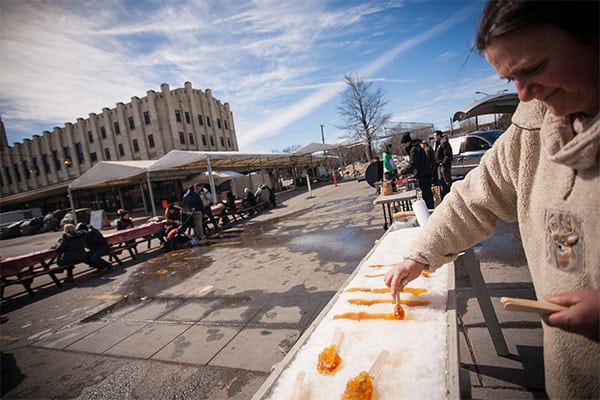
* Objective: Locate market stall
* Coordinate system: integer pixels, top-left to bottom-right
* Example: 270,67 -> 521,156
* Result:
253,223 -> 459,399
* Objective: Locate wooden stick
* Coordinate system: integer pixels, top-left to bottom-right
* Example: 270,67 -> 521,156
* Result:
368,349 -> 390,379
500,297 -> 567,314
289,371 -> 305,400
332,326 -> 343,347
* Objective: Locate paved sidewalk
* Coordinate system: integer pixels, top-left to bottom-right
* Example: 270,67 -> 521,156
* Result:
0,179 -> 546,399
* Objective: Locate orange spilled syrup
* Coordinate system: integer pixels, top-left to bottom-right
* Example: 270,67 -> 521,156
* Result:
317,344 -> 342,375
364,273 -> 385,278
347,298 -> 430,307
333,312 -> 400,321
342,371 -> 373,400
421,271 -> 431,278
345,287 -> 428,296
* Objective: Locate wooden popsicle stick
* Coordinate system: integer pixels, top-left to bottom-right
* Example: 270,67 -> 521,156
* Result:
500,297 -> 567,314
332,326 -> 343,347
289,371 -> 305,400
368,349 -> 390,379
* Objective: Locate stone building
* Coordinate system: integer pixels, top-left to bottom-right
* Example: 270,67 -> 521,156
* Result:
0,82 -> 238,211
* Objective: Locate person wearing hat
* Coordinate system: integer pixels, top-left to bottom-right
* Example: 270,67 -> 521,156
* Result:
183,184 -> 207,240
399,132 -> 435,209
382,143 -> 397,191
116,209 -> 134,230
76,223 -> 111,271
433,130 -> 453,199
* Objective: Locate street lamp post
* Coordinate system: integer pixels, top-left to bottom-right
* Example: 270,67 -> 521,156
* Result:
320,124 -> 325,144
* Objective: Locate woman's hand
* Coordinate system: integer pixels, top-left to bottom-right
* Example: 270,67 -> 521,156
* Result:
542,289 -> 600,342
383,259 -> 426,298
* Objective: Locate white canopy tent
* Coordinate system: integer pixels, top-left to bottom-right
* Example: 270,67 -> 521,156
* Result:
292,142 -> 338,155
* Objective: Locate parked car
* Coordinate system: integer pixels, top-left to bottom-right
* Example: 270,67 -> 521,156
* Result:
20,217 -> 45,235
43,208 -> 70,232
60,208 -> 91,228
0,220 -> 26,240
448,129 -> 505,178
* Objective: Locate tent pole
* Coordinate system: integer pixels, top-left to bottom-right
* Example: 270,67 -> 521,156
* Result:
68,187 -> 78,225
146,171 -> 157,216
206,158 -> 216,204
140,182 -> 148,212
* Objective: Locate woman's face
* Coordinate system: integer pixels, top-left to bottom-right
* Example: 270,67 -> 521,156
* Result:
484,26 -> 599,117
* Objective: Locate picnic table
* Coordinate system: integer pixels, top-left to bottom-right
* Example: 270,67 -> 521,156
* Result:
0,222 -> 164,299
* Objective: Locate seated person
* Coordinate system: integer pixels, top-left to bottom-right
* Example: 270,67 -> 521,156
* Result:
116,209 -> 136,249
53,224 -> 90,267
76,223 -> 111,271
242,187 -> 257,213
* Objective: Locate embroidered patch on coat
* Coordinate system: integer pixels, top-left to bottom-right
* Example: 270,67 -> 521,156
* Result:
546,211 -> 583,272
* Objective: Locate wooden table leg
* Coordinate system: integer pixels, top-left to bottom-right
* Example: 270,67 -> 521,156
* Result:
455,249 -> 509,356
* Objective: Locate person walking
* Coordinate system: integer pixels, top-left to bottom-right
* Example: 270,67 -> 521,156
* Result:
385,2 -> 599,398
183,185 -> 206,240
433,130 -> 453,199
399,132 -> 434,209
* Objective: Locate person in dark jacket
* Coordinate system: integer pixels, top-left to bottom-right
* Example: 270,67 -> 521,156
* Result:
182,185 -> 206,240
399,132 -> 435,209
116,209 -> 134,230
53,224 -> 90,267
433,130 -> 453,199
76,223 -> 111,270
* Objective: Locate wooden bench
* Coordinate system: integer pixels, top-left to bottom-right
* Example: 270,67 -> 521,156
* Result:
0,222 -> 164,298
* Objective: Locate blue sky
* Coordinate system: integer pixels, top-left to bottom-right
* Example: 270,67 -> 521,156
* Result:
0,0 -> 514,152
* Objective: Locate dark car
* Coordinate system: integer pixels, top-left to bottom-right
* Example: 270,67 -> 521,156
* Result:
43,209 -> 70,232
20,217 -> 45,235
60,208 -> 91,228
448,129 -> 505,177
0,220 -> 26,240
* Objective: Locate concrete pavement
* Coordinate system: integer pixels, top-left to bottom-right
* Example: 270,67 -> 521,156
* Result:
0,179 -> 546,399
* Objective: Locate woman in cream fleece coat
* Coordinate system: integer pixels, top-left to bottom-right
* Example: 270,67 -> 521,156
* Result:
384,1 -> 599,398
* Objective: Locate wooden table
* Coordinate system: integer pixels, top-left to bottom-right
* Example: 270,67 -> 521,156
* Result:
372,190 -> 418,230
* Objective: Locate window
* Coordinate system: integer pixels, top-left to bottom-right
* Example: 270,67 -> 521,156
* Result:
143,111 -> 151,125
148,134 -> 155,148
185,111 -> 190,124
179,131 -> 185,144
206,116 -> 211,127
88,131 -> 93,143
14,164 -> 21,182
227,138 -> 231,148
42,154 -> 51,173
220,137 -> 225,147
197,114 -> 203,126
75,142 -> 84,164
53,150 -> 61,170
114,121 -> 121,134
175,110 -> 181,122
128,116 -> 135,130
63,146 -> 72,167
224,120 -> 229,130
210,135 -> 215,146
100,127 -> 106,139
217,118 -> 222,129
104,147 -> 111,160
23,161 -> 31,179
4,166 -> 12,185
188,132 -> 194,145
90,152 -> 98,162
118,143 -> 125,156
464,137 -> 489,152
32,157 -> 40,176
133,139 -> 139,152
201,134 -> 207,146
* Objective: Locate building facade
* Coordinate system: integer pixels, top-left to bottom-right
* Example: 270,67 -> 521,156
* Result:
0,82 -> 238,210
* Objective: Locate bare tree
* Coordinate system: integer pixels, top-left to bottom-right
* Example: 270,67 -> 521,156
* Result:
337,74 -> 392,160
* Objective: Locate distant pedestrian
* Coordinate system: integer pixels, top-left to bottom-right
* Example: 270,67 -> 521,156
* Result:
382,143 -> 397,190
433,130 -> 453,199
399,132 -> 434,209
182,185 -> 206,240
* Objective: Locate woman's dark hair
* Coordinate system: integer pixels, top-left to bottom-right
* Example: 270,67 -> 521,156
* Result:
476,1 -> 599,51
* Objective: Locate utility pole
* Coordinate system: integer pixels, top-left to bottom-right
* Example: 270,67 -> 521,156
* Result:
320,124 -> 325,144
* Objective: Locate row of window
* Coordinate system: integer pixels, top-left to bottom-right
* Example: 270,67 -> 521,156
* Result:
2,131 -> 232,187
174,110 -> 228,130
